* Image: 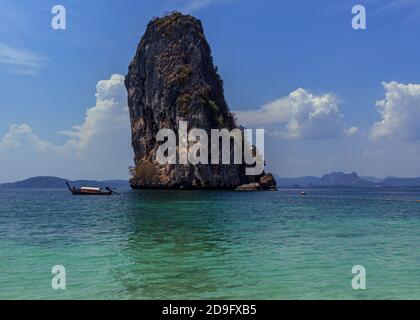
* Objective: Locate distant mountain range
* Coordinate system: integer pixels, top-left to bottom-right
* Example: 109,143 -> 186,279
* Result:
0,177 -> 130,189
276,172 -> 420,188
2,173 -> 420,189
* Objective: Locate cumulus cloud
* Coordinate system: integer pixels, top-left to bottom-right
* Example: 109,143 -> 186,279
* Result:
370,81 -> 420,141
60,74 -> 129,152
236,88 -> 345,140
0,124 -> 55,152
0,42 -> 43,75
0,74 -> 132,181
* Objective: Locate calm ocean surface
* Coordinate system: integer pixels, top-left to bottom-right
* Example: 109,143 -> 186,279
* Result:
0,188 -> 419,300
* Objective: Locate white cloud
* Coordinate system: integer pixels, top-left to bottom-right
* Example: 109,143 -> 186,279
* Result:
183,0 -> 213,12
174,0 -> 231,13
0,42 -> 43,75
0,74 -> 132,181
236,88 -> 344,140
60,74 -> 129,152
370,0 -> 420,13
345,126 -> 359,137
370,81 -> 420,141
0,124 -> 55,152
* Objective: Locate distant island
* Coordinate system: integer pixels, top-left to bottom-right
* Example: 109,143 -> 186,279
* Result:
0,177 -> 130,190
2,172 -> 420,189
276,172 -> 420,188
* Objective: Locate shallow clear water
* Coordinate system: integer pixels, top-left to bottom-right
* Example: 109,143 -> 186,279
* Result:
0,188 -> 419,299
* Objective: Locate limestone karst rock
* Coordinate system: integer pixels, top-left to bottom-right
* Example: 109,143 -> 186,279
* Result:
125,12 -> 276,190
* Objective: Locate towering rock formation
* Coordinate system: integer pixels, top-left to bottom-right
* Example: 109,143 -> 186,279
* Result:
125,12 -> 276,190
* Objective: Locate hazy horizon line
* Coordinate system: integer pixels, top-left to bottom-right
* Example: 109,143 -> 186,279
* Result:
3,171 -> 420,185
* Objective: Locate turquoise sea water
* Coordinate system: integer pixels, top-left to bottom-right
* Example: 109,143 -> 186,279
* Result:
0,188 -> 419,300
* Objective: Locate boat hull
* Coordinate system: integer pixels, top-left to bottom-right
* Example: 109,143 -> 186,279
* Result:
69,191 -> 113,196
66,182 -> 115,195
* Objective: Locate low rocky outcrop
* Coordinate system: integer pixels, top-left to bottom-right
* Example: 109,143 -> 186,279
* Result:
235,174 -> 277,191
258,173 -> 277,191
235,182 -> 262,191
125,12 -> 276,190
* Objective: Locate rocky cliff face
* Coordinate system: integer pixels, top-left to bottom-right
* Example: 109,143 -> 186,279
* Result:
125,12 -> 276,190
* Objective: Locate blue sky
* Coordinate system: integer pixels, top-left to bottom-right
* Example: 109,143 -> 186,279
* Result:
1,0 -> 420,182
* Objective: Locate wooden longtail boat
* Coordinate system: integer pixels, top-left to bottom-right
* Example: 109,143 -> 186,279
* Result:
66,182 -> 119,195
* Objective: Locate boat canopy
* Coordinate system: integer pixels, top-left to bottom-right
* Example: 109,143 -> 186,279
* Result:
80,187 -> 102,191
